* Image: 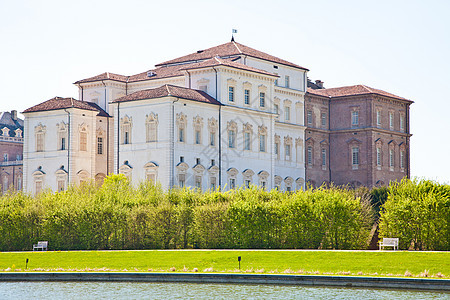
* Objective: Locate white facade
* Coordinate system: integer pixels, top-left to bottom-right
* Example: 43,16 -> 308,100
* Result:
23,41 -> 307,193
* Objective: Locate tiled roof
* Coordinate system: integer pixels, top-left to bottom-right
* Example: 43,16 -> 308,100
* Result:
113,84 -> 221,105
74,72 -> 129,84
156,41 -> 308,70
75,64 -> 187,84
181,57 -> 277,77
307,85 -> 411,101
23,97 -> 110,116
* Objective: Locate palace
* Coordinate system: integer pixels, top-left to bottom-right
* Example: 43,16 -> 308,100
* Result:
21,40 -> 412,194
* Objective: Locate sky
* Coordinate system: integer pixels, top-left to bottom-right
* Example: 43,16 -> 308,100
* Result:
1,0 -> 449,183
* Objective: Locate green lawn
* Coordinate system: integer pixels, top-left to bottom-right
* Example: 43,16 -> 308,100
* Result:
0,250 -> 448,278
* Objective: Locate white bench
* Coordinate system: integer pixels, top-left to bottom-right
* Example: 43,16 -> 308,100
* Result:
379,238 -> 398,250
33,241 -> 48,251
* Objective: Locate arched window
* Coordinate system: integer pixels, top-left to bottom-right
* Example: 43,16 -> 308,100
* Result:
176,162 -> 189,187
242,169 -> 254,188
258,170 -> 269,189
32,167 -> 45,194
55,168 -> 68,192
227,168 -> 238,190
119,162 -> 132,181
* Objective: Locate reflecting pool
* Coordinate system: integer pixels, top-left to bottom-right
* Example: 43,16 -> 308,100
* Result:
0,282 -> 448,299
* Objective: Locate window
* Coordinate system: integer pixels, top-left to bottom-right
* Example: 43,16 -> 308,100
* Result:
210,177 -> 216,189
97,137 -> 103,155
229,178 -> 236,189
61,137 -> 66,150
120,116 -> 132,145
352,147 -> 359,166
228,86 -> 235,102
244,132 -> 251,150
228,121 -> 237,148
178,174 -> 185,187
244,89 -> 250,105
176,113 -> 187,143
228,130 -> 235,148
274,104 -> 279,116
377,110 -> 381,127
307,110 -> 313,125
199,85 -> 207,92
35,180 -> 42,194
285,144 -> 291,160
180,156 -> 184,162
2,176 -> 8,194
321,113 -> 326,127
195,130 -> 201,144
285,75 -> 290,88
400,150 -> 405,169
179,128 -> 185,142
307,146 -> 312,165
3,154 -> 7,162
400,115 -> 405,132
285,106 -> 290,121
211,159 -> 215,166
36,132 -> 44,152
351,111 -> 359,126
195,176 -> 202,189
376,147 -> 382,166
389,112 -> 394,130
80,131 -> 87,151
259,92 -> 265,107
57,179 -> 65,192
244,180 -> 251,188
208,117 -> 218,147
274,73 -> 278,86
259,134 -> 266,152
193,116 -> 203,145
321,149 -> 326,166
146,113 -> 158,142
258,125 -> 267,153
196,158 -> 200,165
275,142 -> 279,159
389,149 -> 394,168
210,132 -> 215,146
16,154 -> 20,161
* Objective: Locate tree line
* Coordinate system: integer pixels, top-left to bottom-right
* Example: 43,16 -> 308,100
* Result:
0,175 -> 448,251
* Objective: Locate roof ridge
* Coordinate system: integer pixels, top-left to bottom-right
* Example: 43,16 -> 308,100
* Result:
232,41 -> 242,54
165,84 -> 171,96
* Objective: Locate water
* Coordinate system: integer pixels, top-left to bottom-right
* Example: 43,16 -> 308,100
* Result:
0,282 -> 448,300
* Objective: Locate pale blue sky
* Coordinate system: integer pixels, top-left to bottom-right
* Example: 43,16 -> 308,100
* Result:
1,0 -> 449,183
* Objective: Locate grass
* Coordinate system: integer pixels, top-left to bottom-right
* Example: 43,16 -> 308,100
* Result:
0,250 -> 449,278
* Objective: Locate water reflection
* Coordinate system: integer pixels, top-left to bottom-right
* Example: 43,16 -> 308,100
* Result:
0,281 -> 448,300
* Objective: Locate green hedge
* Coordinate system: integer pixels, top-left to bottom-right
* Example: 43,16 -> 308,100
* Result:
0,174 -> 373,251
379,178 -> 450,251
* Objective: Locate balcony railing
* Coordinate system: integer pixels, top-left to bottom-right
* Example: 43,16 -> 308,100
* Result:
0,160 -> 23,167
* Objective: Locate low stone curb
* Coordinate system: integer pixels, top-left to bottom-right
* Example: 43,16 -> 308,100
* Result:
0,272 -> 449,291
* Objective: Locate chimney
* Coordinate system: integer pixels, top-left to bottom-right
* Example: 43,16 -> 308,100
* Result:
11,110 -> 17,121
315,80 -> 324,89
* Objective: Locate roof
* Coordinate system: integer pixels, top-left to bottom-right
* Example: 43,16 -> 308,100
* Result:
181,57 -> 277,77
23,97 -> 110,116
74,72 -> 129,84
156,41 -> 308,70
113,84 -> 221,105
0,111 -> 24,137
307,85 -> 411,102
